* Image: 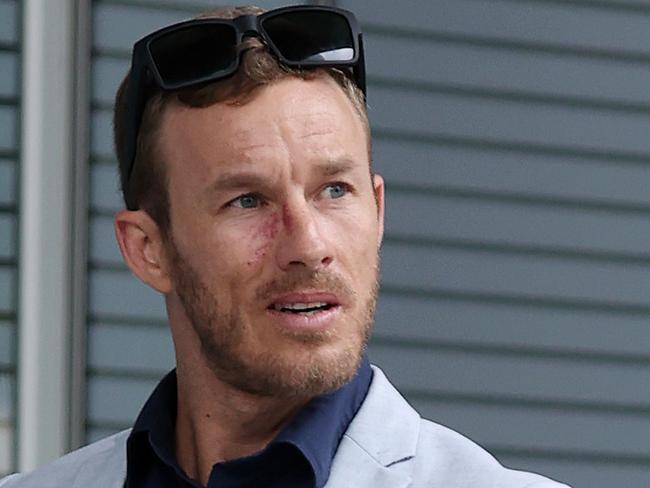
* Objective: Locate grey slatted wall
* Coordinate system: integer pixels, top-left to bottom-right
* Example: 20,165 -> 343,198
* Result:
0,0 -> 18,477
344,1 -> 650,487
87,1 -> 650,487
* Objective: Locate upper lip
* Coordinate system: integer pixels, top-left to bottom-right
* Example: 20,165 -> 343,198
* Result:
267,292 -> 342,309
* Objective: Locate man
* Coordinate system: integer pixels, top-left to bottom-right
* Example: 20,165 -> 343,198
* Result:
1,5 -> 570,488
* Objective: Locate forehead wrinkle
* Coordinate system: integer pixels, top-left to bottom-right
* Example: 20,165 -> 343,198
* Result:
283,109 -> 338,140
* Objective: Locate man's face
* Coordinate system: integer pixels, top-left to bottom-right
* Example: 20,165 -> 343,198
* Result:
158,76 -> 384,397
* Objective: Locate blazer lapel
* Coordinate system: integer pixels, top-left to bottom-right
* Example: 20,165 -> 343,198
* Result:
324,435 -> 412,488
325,366 -> 420,488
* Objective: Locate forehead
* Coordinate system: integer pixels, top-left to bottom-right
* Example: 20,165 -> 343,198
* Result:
158,76 -> 369,182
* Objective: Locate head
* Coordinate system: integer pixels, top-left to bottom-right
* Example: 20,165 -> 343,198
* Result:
114,6 -> 383,399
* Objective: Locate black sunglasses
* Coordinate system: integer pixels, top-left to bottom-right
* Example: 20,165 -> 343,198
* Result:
119,5 -> 366,210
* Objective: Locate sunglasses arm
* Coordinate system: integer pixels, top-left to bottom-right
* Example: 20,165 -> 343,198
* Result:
357,34 -> 367,101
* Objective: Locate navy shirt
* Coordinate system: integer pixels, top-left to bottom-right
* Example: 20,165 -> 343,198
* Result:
125,358 -> 373,488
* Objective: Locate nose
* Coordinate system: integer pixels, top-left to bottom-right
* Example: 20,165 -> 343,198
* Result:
275,199 -> 333,271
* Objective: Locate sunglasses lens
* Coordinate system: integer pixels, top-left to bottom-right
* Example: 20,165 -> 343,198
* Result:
150,24 -> 237,86
262,11 -> 354,64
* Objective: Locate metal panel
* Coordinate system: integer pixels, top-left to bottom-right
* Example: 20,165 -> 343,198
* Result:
365,30 -> 650,104
0,321 -> 12,367
0,425 -> 12,475
0,107 -> 15,151
87,374 -> 159,426
369,86 -> 650,154
342,0 -> 650,54
374,294 -> 650,356
88,269 -> 166,320
368,342 -> 649,405
0,160 -> 15,206
412,397 -> 650,456
0,267 -> 14,312
0,214 -> 15,259
0,0 -> 17,476
374,140 -> 650,204
0,52 -> 17,97
0,374 -> 13,475
0,0 -> 17,44
381,242 -> 650,304
87,322 -> 174,373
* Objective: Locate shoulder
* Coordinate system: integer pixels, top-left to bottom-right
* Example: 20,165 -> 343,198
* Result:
0,430 -> 130,488
363,366 -> 570,487
412,418 -> 570,487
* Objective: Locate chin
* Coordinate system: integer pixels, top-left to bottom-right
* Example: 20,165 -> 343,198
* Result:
210,332 -> 367,398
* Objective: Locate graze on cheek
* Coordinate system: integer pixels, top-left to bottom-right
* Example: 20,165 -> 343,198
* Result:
248,211 -> 281,267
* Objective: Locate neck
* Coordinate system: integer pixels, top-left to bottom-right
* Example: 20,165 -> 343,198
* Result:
174,362 -> 310,486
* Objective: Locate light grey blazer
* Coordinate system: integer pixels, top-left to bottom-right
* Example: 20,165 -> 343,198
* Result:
0,367 -> 570,488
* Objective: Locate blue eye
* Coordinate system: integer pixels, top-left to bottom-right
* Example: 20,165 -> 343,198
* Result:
232,194 -> 260,209
323,183 -> 348,199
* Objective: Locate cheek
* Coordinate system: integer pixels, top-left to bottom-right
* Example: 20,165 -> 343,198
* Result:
247,212 -> 281,267
339,214 -> 380,269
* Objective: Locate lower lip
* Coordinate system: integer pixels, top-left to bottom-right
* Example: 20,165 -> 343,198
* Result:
265,306 -> 341,333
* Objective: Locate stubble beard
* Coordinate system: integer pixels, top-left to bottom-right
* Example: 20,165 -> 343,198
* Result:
167,241 -> 379,398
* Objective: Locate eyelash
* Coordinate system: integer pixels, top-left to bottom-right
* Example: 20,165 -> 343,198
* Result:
228,193 -> 264,209
322,181 -> 351,199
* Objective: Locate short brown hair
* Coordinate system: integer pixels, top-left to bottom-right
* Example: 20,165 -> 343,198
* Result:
113,5 -> 370,236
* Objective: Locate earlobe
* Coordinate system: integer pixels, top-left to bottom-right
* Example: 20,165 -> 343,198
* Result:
114,210 -> 173,293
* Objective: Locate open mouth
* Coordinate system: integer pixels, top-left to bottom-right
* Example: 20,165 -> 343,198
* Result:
270,302 -> 337,315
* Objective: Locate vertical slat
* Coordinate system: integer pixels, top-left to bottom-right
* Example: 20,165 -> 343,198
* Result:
18,0 -> 76,470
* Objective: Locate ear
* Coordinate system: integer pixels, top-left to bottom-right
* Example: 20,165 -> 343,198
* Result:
114,209 -> 173,294
372,174 -> 385,247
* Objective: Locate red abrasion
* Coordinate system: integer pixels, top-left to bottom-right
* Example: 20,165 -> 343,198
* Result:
250,212 -> 281,265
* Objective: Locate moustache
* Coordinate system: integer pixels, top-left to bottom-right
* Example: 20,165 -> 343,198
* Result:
255,270 -> 356,303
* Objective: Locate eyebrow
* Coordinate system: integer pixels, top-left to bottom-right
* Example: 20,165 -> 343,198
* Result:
202,172 -> 273,200
316,158 -> 357,177
203,158 -> 360,198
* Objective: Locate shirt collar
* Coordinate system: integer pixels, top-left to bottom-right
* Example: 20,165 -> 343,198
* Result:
127,356 -> 373,488
275,356 -> 373,487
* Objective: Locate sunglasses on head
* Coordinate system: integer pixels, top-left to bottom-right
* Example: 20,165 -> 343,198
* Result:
119,5 -> 366,210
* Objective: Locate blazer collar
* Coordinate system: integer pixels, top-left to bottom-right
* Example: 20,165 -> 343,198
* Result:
325,365 -> 419,488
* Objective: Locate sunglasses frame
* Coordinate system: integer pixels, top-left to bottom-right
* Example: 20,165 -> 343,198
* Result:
120,5 -> 366,210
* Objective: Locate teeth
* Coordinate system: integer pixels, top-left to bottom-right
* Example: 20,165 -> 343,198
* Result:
273,302 -> 328,311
